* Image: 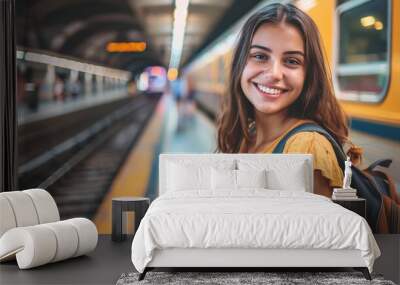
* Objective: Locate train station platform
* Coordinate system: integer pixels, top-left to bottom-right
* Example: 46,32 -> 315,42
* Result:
93,93 -> 216,234
161,94 -> 216,153
18,88 -> 130,125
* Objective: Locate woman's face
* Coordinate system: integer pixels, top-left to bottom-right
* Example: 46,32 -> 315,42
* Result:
240,22 -> 306,117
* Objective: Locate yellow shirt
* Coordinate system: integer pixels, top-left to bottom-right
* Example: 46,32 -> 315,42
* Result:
240,120 -> 343,187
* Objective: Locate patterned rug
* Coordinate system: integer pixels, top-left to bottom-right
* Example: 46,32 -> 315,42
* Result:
116,271 -> 396,285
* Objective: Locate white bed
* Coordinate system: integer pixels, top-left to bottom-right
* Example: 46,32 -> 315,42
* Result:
131,154 -> 380,280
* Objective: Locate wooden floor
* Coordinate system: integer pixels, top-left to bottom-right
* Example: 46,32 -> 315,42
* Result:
0,235 -> 133,285
1,235 -> 398,285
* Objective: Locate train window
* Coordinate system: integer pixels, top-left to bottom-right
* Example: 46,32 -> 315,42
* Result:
335,0 -> 390,102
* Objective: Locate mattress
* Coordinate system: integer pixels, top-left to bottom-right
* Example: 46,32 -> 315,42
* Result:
131,190 -> 380,273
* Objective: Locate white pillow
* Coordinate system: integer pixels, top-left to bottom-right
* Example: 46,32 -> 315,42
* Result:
237,158 -> 308,192
211,168 -> 236,190
167,162 -> 210,191
266,166 -> 306,191
211,169 -> 267,190
236,169 -> 267,189
165,159 -> 236,192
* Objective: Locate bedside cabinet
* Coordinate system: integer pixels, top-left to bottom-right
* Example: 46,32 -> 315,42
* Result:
332,198 -> 366,218
112,197 -> 150,242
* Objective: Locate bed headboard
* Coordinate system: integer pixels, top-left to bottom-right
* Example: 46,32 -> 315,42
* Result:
158,153 -> 313,196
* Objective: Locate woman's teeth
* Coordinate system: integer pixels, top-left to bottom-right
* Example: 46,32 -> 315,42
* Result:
256,84 -> 283,95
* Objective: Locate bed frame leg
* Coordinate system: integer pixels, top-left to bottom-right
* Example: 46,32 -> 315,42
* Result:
138,268 -> 148,281
354,267 -> 371,280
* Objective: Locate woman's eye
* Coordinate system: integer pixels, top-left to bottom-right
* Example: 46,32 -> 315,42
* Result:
285,58 -> 301,66
252,54 -> 268,61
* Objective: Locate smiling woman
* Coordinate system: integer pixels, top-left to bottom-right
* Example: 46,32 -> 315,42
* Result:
240,23 -> 305,121
217,3 -> 351,197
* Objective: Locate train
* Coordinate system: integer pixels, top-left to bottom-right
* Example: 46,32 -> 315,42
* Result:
184,0 -> 400,141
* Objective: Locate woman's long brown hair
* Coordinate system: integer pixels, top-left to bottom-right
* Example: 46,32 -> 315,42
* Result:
217,3 -> 349,153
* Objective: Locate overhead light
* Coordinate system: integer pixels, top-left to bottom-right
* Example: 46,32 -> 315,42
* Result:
360,16 -> 376,27
138,72 -> 149,91
150,66 -> 165,77
167,68 -> 178,81
374,21 -> 383,30
295,0 -> 316,12
168,0 -> 189,71
106,42 -> 146,53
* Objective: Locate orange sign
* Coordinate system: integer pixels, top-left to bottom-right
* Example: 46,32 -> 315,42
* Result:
106,42 -> 146,53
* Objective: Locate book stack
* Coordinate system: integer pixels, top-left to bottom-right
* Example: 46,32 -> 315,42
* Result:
332,188 -> 358,200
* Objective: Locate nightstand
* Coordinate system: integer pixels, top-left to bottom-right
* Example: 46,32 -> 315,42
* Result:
332,198 -> 366,218
112,197 -> 150,242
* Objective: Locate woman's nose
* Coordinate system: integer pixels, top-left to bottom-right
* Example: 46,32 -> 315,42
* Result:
271,61 -> 283,80
264,61 -> 283,81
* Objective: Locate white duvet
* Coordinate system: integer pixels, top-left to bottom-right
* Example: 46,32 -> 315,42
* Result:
131,190 -> 380,273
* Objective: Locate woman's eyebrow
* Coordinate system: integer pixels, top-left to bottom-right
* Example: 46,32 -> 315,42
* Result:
250,44 -> 304,57
284,51 -> 305,57
250,45 -> 272,52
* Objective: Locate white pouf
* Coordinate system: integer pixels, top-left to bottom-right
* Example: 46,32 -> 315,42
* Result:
0,189 -> 98,269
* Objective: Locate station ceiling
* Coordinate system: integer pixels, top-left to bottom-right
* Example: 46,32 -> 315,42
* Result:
15,0 -> 259,75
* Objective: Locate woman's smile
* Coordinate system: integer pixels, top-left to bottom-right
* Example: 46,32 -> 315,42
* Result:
253,82 -> 289,99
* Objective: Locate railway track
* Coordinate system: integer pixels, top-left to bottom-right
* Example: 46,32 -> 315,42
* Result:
18,97 -> 133,165
18,94 -> 160,219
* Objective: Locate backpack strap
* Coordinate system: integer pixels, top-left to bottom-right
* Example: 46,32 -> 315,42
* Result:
272,123 -> 347,170
366,159 -> 392,171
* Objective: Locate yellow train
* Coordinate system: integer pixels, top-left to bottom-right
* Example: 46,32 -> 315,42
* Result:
185,0 -> 400,141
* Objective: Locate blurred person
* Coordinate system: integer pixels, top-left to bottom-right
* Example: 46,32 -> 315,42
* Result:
70,80 -> 81,100
183,75 -> 197,120
53,75 -> 65,102
24,67 -> 39,112
170,77 -> 186,132
16,66 -> 26,105
170,77 -> 184,105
